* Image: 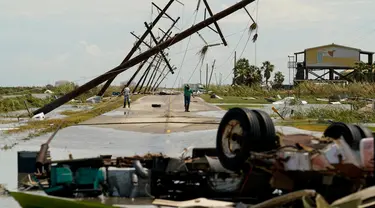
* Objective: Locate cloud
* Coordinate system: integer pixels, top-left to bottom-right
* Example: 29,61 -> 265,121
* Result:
220,0 -> 337,26
1,0 -> 375,87
79,41 -> 102,57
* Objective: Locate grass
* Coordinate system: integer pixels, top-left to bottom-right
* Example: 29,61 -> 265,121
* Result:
217,104 -> 264,110
201,94 -> 334,105
291,108 -> 375,123
200,94 -> 270,104
0,120 -> 17,124
278,120 -> 375,132
0,94 -> 54,114
5,95 -> 143,138
59,110 -> 84,116
208,82 -> 375,98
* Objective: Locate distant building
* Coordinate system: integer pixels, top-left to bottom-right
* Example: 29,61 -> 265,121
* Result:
120,80 -> 136,87
55,80 -> 70,87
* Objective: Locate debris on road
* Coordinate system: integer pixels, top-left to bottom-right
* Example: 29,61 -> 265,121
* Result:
12,107 -> 374,208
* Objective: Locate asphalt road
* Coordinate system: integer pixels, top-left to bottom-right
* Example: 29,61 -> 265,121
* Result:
80,95 -> 223,133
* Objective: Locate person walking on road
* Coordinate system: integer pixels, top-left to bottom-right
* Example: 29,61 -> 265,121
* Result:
184,84 -> 194,112
123,87 -> 131,108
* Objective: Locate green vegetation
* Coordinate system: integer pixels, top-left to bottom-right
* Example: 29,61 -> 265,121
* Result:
0,86 -> 45,95
207,81 -> 375,98
218,104 -> 264,110
232,59 -> 284,88
200,94 -> 269,104
0,95 -> 54,114
201,57 -> 375,130
277,120 -> 375,132
5,95 -> 143,139
0,84 -> 125,115
292,108 -> 375,123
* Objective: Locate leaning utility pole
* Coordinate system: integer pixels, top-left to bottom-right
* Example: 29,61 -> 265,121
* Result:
232,51 -> 237,85
121,18 -> 177,94
33,0 -> 256,115
139,56 -> 163,93
155,70 -> 170,91
148,63 -> 167,93
143,56 -> 163,94
133,55 -> 161,93
151,64 -> 170,92
206,63 -> 209,88
97,0 -> 176,96
208,59 -> 216,87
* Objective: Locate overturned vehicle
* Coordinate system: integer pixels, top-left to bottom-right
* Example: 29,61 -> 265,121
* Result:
23,108 -> 374,205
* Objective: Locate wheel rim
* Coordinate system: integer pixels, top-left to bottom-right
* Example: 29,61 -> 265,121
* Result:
221,119 -> 244,158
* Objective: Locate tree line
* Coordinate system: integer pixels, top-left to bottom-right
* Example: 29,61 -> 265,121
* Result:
232,58 -> 285,89
344,61 -> 375,82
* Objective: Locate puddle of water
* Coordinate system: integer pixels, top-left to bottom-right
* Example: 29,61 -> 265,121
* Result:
0,123 -> 324,208
195,110 -> 226,118
0,105 -> 93,120
103,110 -> 134,117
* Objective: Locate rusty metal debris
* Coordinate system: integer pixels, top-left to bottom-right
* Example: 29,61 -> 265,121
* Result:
21,108 -> 373,206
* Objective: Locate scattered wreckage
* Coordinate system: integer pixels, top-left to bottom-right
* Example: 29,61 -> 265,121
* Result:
13,107 -> 374,207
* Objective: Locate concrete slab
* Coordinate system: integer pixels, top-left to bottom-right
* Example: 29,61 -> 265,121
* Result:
81,95 -> 222,133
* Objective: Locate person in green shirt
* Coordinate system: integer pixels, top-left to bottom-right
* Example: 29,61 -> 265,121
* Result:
184,84 -> 194,112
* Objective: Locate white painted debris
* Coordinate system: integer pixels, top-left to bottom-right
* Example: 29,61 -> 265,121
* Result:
330,101 -> 341,105
86,96 -> 101,103
316,98 -> 329,102
32,112 -> 45,120
272,97 -> 308,105
44,90 -> 54,94
242,97 -> 256,100
0,127 -> 19,131
360,138 -> 374,170
215,95 -> 223,99
152,197 -> 234,207
278,152 -> 311,171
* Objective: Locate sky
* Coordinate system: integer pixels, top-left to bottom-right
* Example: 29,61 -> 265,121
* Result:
0,0 -> 374,87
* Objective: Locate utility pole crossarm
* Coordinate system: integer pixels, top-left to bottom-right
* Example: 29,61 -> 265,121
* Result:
204,9 -> 219,34
121,17 -> 178,94
202,0 -> 228,46
152,2 -> 177,25
97,0 -> 176,96
145,22 -> 175,75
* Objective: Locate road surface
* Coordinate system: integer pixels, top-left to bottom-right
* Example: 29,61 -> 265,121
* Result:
80,94 -> 223,133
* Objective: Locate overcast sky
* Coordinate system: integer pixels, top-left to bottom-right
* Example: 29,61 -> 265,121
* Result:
0,0 -> 374,87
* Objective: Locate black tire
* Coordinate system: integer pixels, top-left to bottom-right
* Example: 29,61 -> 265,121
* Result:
251,109 -> 277,151
151,104 -> 161,108
216,108 -> 261,171
354,124 -> 373,139
323,122 -> 363,150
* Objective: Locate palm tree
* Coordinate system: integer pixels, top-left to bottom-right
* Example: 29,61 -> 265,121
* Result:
261,61 -> 274,86
350,62 -> 371,82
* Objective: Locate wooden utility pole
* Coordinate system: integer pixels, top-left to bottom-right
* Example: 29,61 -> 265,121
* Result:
208,59 -> 216,87
139,56 -> 163,93
33,0 -> 257,115
121,18 -> 177,94
97,0 -> 176,96
144,56 -> 163,93
206,63 -> 209,88
233,51 -> 237,85
151,64 -> 171,92
133,55 -> 159,93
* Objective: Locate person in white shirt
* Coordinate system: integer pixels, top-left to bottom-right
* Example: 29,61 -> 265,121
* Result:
123,87 -> 131,108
